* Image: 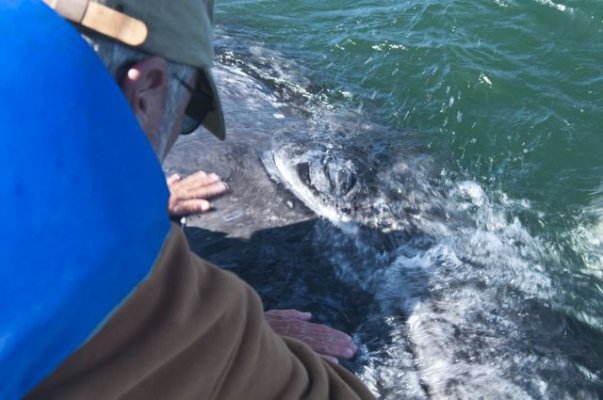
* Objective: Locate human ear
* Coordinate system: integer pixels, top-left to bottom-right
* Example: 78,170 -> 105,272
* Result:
120,56 -> 168,140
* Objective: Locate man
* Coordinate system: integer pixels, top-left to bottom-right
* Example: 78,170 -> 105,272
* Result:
70,0 -> 357,363
25,0 -> 374,398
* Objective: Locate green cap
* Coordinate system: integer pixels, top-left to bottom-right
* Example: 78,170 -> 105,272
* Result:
43,0 -> 226,140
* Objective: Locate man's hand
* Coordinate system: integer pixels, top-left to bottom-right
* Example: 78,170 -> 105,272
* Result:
264,309 -> 358,364
167,171 -> 229,217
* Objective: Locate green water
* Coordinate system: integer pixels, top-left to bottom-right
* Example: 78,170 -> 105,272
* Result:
215,0 -> 603,327
217,0 -> 602,215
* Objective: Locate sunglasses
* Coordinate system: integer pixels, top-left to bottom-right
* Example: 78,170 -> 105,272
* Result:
176,77 -> 214,135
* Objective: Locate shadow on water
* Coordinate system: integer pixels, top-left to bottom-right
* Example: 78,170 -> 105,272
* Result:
183,219 -> 603,399
184,219 -> 429,374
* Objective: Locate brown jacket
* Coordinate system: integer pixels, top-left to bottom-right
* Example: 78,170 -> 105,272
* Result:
26,224 -> 375,400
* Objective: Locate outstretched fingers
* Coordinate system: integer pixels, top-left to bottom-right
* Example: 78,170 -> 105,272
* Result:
299,322 -> 358,359
264,309 -> 358,360
167,170 -> 229,217
264,309 -> 312,321
170,198 -> 211,216
173,172 -> 228,199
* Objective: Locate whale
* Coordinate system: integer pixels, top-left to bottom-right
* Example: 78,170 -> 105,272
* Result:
164,58 -> 603,398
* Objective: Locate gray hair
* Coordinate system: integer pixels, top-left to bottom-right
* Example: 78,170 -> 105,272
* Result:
83,34 -> 196,160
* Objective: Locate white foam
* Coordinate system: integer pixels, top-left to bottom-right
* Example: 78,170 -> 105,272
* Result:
206,43 -> 601,396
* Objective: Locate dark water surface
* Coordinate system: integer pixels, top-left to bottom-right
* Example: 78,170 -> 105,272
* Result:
169,1 -> 603,398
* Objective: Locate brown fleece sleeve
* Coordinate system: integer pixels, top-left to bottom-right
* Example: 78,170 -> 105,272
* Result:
26,224 -> 375,400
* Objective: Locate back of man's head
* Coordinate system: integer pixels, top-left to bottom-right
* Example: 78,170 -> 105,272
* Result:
44,0 -> 225,141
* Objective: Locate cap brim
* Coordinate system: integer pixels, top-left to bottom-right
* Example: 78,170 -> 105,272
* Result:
199,67 -> 225,140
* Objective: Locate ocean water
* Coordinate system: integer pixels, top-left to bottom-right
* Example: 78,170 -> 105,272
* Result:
209,0 -> 603,398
